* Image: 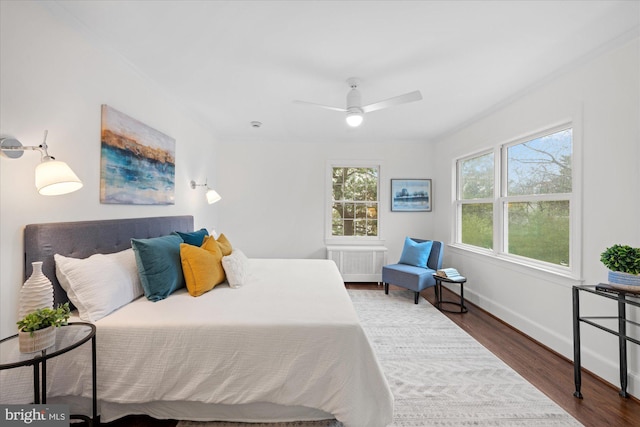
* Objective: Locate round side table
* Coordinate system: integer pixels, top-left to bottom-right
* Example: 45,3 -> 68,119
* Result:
0,322 -> 97,426
433,274 -> 468,313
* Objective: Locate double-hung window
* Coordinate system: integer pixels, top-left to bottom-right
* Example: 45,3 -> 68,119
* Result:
455,125 -> 577,275
458,151 -> 495,250
328,164 -> 380,240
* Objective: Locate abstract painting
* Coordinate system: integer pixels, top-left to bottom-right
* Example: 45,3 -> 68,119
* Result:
100,105 -> 175,204
391,179 -> 432,212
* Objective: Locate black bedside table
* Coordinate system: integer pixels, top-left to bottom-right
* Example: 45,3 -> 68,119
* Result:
433,274 -> 468,313
0,322 -> 97,426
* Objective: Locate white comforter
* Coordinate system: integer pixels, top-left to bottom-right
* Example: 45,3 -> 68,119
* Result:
2,259 -> 394,426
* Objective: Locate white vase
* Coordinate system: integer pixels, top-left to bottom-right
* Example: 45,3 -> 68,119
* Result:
18,261 -> 54,319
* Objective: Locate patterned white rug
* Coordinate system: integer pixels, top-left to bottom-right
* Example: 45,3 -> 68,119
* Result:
178,290 -> 581,427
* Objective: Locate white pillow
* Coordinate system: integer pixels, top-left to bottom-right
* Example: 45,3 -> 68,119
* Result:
55,249 -> 143,322
221,249 -> 250,288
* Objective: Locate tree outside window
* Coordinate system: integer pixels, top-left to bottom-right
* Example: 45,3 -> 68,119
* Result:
458,152 -> 494,249
504,128 -> 572,266
456,127 -> 573,268
332,167 -> 379,237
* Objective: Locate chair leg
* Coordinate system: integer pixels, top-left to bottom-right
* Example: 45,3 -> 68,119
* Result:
414,291 -> 419,304
384,282 -> 389,294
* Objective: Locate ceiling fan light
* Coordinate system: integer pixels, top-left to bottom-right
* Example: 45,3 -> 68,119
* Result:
346,111 -> 363,127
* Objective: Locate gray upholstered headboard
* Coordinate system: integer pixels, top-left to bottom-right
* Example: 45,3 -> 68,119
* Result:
24,215 -> 194,306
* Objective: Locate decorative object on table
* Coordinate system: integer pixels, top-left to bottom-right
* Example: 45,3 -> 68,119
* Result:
18,261 -> 54,319
391,179 -> 431,212
100,104 -> 176,205
595,282 -> 640,295
16,303 -> 70,353
435,267 -> 464,280
600,244 -> 640,291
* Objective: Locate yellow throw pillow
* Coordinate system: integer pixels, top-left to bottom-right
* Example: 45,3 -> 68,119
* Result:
202,235 -> 223,258
202,235 -> 226,281
216,233 -> 233,256
180,242 -> 225,297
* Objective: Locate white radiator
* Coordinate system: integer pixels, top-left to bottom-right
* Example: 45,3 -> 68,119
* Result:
326,245 -> 388,283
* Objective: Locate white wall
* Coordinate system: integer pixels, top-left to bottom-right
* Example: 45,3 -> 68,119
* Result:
432,37 -> 640,396
0,2 -> 220,337
0,2 -> 436,339
5,0 -> 636,400
216,141 -> 435,261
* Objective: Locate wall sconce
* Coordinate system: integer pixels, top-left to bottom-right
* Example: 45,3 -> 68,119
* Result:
190,179 -> 221,204
0,130 -> 83,195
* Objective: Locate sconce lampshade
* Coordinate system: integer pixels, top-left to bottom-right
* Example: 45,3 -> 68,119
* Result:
206,188 -> 222,205
35,159 -> 83,196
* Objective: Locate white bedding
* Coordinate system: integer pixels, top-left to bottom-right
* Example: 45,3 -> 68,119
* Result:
2,259 -> 394,426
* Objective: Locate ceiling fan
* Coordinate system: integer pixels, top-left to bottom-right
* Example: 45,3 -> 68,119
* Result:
294,77 -> 422,127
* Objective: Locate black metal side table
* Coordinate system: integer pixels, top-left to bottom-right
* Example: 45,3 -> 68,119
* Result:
572,284 -> 639,399
433,274 -> 468,313
0,322 -> 97,425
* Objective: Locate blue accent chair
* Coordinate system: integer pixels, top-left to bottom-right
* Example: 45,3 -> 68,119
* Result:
382,239 -> 444,304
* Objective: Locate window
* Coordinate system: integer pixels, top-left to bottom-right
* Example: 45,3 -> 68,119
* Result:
455,125 -> 576,273
503,128 -> 572,266
330,166 -> 379,238
458,152 -> 494,249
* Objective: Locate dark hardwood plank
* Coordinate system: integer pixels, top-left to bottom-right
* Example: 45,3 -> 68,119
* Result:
99,415 -> 176,427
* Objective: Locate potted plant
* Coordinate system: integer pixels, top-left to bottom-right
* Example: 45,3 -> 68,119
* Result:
16,303 -> 70,353
600,244 -> 640,290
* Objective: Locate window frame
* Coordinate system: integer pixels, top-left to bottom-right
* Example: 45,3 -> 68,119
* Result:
325,160 -> 383,244
453,122 -> 582,279
455,149 -> 496,253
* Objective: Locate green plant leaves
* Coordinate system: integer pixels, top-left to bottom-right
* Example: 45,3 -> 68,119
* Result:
600,244 -> 640,275
17,303 -> 70,334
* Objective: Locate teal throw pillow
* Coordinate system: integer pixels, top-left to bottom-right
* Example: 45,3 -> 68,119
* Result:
398,237 -> 433,268
131,234 -> 185,301
173,228 -> 209,246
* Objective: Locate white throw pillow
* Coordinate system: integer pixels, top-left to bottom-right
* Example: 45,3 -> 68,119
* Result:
55,249 -> 143,322
221,249 -> 250,288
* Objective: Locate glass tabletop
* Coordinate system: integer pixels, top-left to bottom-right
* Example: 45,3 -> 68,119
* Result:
433,274 -> 467,283
0,322 -> 95,369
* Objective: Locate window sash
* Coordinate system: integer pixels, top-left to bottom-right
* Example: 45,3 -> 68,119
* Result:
500,125 -> 573,198
457,150 -> 495,201
327,163 -> 381,241
454,123 -> 578,276
501,198 -> 571,266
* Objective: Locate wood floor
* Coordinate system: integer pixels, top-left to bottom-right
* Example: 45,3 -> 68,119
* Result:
95,285 -> 640,427
411,284 -> 640,427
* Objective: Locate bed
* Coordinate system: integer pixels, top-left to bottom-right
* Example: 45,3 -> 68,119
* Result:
3,216 -> 394,426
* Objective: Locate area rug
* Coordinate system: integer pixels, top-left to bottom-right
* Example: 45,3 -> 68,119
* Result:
177,290 -> 581,427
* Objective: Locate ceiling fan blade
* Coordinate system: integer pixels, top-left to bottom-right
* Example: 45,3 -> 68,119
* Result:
361,90 -> 423,113
293,100 -> 346,112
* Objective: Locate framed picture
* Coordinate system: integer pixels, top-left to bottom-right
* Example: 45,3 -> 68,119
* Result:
391,179 -> 432,212
100,105 -> 176,205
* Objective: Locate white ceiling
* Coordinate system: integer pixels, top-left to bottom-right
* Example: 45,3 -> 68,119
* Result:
48,0 -> 639,144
